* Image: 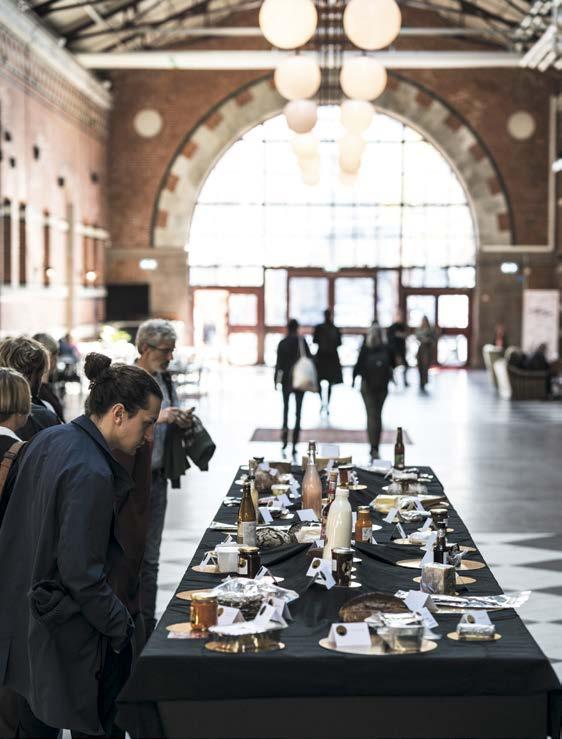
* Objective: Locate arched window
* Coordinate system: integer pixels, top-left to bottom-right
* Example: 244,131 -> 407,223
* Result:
18,204 -> 26,286
1,199 -> 11,286
189,106 -> 476,281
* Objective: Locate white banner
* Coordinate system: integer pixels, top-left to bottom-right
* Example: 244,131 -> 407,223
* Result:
522,289 -> 560,360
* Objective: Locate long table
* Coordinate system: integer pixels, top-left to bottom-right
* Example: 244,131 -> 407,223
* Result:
118,467 -> 561,739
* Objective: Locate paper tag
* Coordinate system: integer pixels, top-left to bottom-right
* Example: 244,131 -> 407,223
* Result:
276,494 -> 292,507
417,606 -> 438,629
255,566 -> 274,581
297,509 -> 319,522
217,606 -> 244,625
222,534 -> 234,544
421,546 -> 434,565
393,522 -> 407,539
315,538 -> 325,547
254,602 -> 287,627
405,590 -> 437,614
420,518 -> 432,532
306,558 -> 335,589
259,507 -> 273,524
328,622 -> 371,648
266,596 -> 293,622
384,507 -> 399,524
465,610 -> 492,626
200,551 -> 216,567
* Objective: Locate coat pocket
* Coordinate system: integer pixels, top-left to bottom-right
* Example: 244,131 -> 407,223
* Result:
28,579 -> 80,630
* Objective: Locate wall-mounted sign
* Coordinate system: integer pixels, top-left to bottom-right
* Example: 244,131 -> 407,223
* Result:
522,289 -> 560,360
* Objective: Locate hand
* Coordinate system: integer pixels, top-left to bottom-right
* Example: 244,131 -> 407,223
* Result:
174,408 -> 194,431
157,406 -> 181,425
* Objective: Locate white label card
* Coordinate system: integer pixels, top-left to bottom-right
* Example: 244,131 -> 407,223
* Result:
384,507 -> 399,524
259,507 -> 273,524
255,566 -> 274,581
254,603 -> 287,627
222,534 -> 234,544
420,518 -> 432,532
394,523 -> 407,539
217,606 -> 244,625
306,558 -> 335,589
328,622 -> 371,648
404,590 -> 437,614
276,494 -> 292,508
297,509 -> 319,522
464,610 -> 492,626
315,539 -> 325,547
421,546 -> 434,566
200,551 -> 217,567
417,607 -> 438,629
415,499 -> 426,513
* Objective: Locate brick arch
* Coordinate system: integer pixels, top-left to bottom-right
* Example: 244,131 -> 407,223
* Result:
153,75 -> 513,250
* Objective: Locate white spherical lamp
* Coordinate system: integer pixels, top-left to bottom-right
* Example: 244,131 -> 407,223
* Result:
339,170 -> 358,187
299,154 -> 320,175
275,56 -> 321,100
340,57 -> 387,101
302,169 -> 321,186
285,100 -> 318,134
292,133 -> 319,159
339,132 -> 366,162
259,0 -> 318,50
341,100 -> 374,134
343,0 -> 401,50
340,152 -> 362,175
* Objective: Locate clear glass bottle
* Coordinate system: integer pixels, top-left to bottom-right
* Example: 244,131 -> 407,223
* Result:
237,481 -> 257,546
323,487 -> 352,560
302,440 -> 322,517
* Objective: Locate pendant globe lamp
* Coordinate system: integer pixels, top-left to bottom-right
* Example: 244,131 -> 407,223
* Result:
285,100 -> 318,134
275,56 -> 322,100
292,132 -> 320,159
341,100 -> 374,134
343,0 -> 401,50
259,0 -> 318,50
340,57 -> 387,101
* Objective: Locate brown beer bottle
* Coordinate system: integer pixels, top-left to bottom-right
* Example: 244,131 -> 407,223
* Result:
237,481 -> 257,546
394,427 -> 405,469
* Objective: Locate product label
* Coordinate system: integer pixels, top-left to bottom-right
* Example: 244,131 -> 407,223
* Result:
395,454 -> 405,468
239,521 -> 256,547
361,527 -> 372,543
332,559 -> 337,572
238,558 -> 248,575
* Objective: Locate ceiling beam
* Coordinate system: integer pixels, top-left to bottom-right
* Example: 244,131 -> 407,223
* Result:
75,49 -> 523,69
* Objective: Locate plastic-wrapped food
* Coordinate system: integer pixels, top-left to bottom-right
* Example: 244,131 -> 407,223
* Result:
256,527 -> 292,549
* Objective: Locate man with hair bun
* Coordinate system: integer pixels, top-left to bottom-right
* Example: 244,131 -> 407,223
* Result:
0,353 -> 162,737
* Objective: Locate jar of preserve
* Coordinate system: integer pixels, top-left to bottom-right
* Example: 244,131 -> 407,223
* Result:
238,546 -> 261,578
190,592 -> 218,631
354,506 -> 372,543
332,546 -> 353,587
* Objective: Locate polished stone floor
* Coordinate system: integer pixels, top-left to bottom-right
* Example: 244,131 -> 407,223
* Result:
152,365 -> 562,687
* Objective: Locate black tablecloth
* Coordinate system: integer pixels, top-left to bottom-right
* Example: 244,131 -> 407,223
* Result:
118,466 -> 561,737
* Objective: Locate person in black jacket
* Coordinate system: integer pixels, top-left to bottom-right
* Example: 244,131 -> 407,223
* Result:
275,319 -> 312,457
0,353 -> 162,738
387,309 -> 409,388
353,323 -> 394,460
0,336 -> 60,439
313,309 -> 343,415
33,332 -> 65,422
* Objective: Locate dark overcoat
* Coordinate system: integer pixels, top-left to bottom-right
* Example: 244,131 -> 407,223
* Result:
313,321 -> 343,384
0,415 -> 133,735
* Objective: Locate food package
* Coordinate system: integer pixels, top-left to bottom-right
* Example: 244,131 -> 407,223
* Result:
420,562 -> 456,595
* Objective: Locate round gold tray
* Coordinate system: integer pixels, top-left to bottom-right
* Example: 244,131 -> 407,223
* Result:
205,639 -> 285,653
393,539 -> 476,553
348,484 -> 367,491
319,636 -> 438,656
413,574 -> 476,586
397,558 -> 485,571
192,564 -> 220,574
176,589 -> 211,601
447,631 -> 502,642
166,622 -> 209,639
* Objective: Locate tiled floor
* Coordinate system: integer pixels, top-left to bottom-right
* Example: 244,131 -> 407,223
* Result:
154,365 -> 562,687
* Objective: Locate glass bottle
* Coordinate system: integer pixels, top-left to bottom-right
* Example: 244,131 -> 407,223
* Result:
237,481 -> 256,546
394,427 -> 405,469
302,440 -> 322,517
354,505 -> 372,544
433,521 -> 448,564
323,487 -> 352,560
248,459 -> 259,521
320,469 -> 338,541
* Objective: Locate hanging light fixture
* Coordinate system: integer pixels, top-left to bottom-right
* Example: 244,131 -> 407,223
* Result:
341,100 -> 374,134
339,152 -> 362,175
274,56 -> 322,100
259,0 -> 318,50
340,57 -> 387,101
292,132 -> 320,159
285,100 -> 318,134
339,132 -> 366,163
343,0 -> 401,50
339,170 -> 359,187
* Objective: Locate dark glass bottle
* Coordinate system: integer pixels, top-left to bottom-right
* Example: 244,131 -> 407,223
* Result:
237,481 -> 256,546
394,427 -> 405,469
433,521 -> 449,564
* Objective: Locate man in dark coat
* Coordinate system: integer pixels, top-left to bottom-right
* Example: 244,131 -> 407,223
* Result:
0,407 -> 159,736
275,319 -> 312,457
313,309 -> 343,415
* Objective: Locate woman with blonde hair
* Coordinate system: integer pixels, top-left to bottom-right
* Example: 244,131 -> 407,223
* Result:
0,336 -> 60,439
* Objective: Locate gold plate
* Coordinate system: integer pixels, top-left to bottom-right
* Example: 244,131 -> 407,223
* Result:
393,539 -> 476,554
318,636 -> 438,656
447,631 -> 502,642
166,622 -> 208,639
349,484 -> 367,491
413,574 -> 476,586
205,640 -> 285,654
397,558 -> 485,572
176,589 -> 212,601
192,564 -> 220,574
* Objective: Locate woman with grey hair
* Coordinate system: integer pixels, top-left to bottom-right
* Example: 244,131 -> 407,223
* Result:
135,319 -> 193,635
353,322 -> 394,460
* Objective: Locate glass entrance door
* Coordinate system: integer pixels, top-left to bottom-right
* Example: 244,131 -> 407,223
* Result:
405,290 -> 472,368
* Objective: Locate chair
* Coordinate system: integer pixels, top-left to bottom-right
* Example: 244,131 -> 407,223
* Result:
493,358 -> 549,400
482,344 -> 503,387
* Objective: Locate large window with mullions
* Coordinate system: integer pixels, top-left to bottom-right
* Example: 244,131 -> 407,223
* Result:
188,105 -> 476,283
